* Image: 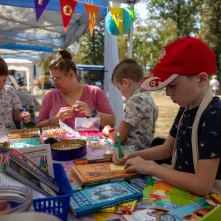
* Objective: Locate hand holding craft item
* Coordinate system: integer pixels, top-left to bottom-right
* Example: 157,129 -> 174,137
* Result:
72,100 -> 79,112
72,101 -> 92,117
56,107 -> 74,121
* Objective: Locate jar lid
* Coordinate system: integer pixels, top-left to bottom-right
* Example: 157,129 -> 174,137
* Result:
0,186 -> 32,215
0,212 -> 62,221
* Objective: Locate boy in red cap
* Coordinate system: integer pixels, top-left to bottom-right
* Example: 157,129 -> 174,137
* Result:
112,36 -> 221,196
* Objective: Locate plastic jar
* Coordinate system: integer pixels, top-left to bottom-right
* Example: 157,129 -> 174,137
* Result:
0,186 -> 32,215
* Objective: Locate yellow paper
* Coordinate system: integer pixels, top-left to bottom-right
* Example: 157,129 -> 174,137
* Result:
110,163 -> 125,173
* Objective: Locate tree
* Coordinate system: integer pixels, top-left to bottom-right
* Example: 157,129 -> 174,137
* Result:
132,18 -> 177,74
120,0 -> 203,74
37,54 -> 54,75
146,0 -> 202,38
74,21 -> 105,65
117,34 -> 128,61
198,1 -> 221,82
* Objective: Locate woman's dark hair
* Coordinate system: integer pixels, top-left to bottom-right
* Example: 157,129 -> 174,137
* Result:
49,49 -> 77,75
112,58 -> 143,84
0,57 -> 8,76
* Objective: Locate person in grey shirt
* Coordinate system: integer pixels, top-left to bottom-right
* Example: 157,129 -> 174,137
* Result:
102,59 -> 158,150
0,57 -> 30,130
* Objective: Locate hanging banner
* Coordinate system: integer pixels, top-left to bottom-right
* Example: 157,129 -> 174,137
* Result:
109,8 -> 124,35
129,6 -> 135,21
60,0 -> 78,32
34,0 -> 51,21
84,3 -> 100,37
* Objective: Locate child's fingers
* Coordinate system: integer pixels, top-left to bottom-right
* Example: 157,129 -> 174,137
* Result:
124,157 -> 134,168
112,151 -> 121,164
125,165 -> 134,173
121,154 -> 129,163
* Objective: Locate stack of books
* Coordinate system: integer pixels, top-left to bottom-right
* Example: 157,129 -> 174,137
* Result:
70,181 -> 143,217
70,162 -> 144,217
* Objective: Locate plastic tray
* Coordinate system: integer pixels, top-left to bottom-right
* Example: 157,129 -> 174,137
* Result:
33,163 -> 73,221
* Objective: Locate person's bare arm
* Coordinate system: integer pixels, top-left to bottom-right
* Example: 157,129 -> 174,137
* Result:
72,101 -> 115,128
36,116 -> 59,128
36,107 -> 73,128
112,135 -> 175,164
125,157 -> 219,196
13,109 -> 30,123
103,121 -> 132,143
96,112 -> 115,128
13,109 -> 22,121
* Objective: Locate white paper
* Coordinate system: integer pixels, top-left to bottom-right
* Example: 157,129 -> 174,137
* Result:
124,208 -> 157,221
16,144 -> 54,178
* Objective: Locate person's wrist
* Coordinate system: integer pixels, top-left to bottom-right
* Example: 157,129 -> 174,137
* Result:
148,161 -> 158,174
49,116 -> 58,125
108,128 -> 116,137
88,109 -> 97,118
127,151 -> 136,159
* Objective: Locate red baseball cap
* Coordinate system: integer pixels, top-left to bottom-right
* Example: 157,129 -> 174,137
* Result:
140,36 -> 216,91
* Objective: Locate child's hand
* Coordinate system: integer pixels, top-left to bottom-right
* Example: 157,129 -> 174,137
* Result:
124,157 -> 156,174
21,112 -> 30,123
56,107 -> 74,121
102,125 -> 112,137
112,150 -> 130,165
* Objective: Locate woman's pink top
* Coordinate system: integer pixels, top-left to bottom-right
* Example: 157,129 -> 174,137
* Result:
37,84 -> 113,128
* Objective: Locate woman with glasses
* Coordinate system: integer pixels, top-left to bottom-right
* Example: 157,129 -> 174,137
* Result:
36,50 -> 115,129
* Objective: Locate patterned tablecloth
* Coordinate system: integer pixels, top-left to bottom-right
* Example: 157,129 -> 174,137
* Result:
59,144 -> 127,221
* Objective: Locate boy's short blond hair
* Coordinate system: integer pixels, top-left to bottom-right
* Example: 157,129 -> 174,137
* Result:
112,59 -> 143,84
0,57 -> 8,76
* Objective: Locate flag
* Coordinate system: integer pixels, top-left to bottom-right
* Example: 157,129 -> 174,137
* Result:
84,3 -> 100,37
109,8 -> 124,35
129,6 -> 135,21
34,0 -> 50,21
60,0 -> 78,32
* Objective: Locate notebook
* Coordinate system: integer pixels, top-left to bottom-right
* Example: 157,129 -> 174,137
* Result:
72,162 -> 139,187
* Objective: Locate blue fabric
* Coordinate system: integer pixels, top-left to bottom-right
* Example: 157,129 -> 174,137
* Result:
0,44 -> 54,52
0,0 -> 108,16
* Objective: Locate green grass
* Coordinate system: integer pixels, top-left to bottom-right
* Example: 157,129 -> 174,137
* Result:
150,91 -> 179,138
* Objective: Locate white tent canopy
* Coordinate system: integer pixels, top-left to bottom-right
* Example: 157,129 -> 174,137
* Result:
0,0 -> 108,60
0,0 -> 139,126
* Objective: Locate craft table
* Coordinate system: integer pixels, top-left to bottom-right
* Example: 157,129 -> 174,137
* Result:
61,144 -> 127,221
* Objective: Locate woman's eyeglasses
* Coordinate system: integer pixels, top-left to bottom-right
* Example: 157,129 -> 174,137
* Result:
48,76 -> 62,83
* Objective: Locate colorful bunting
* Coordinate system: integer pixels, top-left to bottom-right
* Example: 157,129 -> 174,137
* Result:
34,0 -> 50,21
33,0 -> 135,36
84,4 -> 100,37
109,8 -> 124,35
60,0 -> 77,32
129,6 -> 135,21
